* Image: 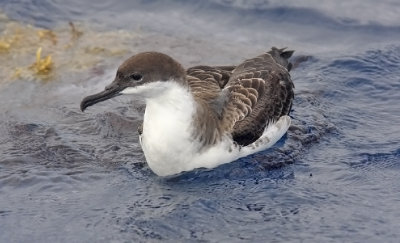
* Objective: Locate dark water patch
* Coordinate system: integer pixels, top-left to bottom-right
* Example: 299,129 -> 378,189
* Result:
94,112 -> 138,138
318,46 -> 400,154
330,58 -> 385,75
3,122 -> 92,168
323,46 -> 400,85
351,149 -> 400,170
344,77 -> 374,90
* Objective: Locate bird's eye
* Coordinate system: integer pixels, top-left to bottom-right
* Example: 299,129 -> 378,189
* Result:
130,73 -> 142,81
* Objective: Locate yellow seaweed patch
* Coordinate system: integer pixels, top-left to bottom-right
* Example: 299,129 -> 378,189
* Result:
37,29 -> 57,45
0,40 -> 10,51
0,34 -> 17,52
12,68 -> 23,79
30,47 -> 53,74
0,12 -> 140,85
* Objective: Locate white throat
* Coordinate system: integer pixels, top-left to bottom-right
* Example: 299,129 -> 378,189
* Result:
120,80 -> 187,98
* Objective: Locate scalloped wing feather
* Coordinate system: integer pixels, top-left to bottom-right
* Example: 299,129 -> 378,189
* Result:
185,51 -> 294,146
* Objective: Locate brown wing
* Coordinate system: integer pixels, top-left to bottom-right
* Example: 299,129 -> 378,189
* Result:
219,78 -> 266,133
228,50 -> 294,146
187,65 -> 235,89
185,65 -> 235,146
186,65 -> 236,118
185,48 -> 294,147
186,65 -> 268,146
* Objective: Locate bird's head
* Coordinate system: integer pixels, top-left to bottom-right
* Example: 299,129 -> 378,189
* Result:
80,52 -> 186,111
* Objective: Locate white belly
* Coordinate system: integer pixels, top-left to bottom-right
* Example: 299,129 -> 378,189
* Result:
141,129 -> 236,176
141,123 -> 196,176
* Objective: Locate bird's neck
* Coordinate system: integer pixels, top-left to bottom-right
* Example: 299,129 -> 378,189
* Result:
145,81 -> 193,115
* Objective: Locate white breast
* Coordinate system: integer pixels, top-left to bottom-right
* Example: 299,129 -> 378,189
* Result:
140,82 -> 201,176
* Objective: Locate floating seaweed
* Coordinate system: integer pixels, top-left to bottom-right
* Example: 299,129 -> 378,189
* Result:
30,47 -> 53,75
0,40 -> 10,51
37,29 -> 58,45
0,13 -> 139,84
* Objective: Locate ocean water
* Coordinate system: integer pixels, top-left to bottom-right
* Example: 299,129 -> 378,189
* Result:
0,0 -> 399,242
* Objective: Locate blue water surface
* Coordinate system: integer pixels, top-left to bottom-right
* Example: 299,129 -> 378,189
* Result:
0,0 -> 399,242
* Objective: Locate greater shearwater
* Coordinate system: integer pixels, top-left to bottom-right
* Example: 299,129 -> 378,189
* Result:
81,47 -> 294,176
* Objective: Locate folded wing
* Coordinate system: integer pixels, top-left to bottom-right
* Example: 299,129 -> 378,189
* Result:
186,48 -> 294,146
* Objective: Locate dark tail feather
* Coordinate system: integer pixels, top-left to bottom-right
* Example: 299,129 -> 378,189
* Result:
268,47 -> 295,71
